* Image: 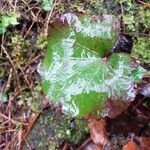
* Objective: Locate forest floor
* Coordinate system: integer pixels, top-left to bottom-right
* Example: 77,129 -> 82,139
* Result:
0,0 -> 150,150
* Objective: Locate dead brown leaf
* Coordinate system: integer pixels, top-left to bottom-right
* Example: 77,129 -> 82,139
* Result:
122,141 -> 139,150
122,137 -> 150,150
77,138 -> 102,150
139,137 -> 150,150
83,143 -> 102,150
102,99 -> 130,118
88,118 -> 109,146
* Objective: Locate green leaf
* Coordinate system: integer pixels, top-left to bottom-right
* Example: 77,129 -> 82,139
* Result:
0,93 -> 8,103
131,66 -> 147,82
0,26 -> 6,34
38,0 -> 53,11
107,53 -> 133,79
2,13 -> 19,26
8,13 -> 19,25
0,12 -> 19,34
38,14 -> 146,118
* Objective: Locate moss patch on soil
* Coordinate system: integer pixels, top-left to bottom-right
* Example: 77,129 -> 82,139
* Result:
23,107 -> 88,150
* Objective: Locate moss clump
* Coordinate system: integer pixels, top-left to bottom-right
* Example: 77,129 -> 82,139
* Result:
56,0 -> 107,15
132,37 -> 150,65
18,83 -> 42,112
23,107 -> 88,150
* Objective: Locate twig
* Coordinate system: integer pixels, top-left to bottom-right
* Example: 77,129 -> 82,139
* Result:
0,56 -> 7,61
22,110 -> 42,140
21,0 -> 28,5
16,62 -> 32,90
6,0 -> 15,10
18,128 -> 23,150
24,53 -> 43,70
1,33 -> 5,50
144,75 -> 150,78
4,68 -> 13,92
0,112 -> 21,125
119,1 -> 125,33
23,9 -> 41,38
137,0 -> 150,8
13,86 -> 28,98
3,141 -> 11,150
1,45 -> 21,89
128,32 -> 150,37
77,137 -> 92,150
130,96 -> 146,113
61,142 -> 69,150
24,139 -> 32,150
6,95 -> 13,123
14,0 -> 18,12
44,0 -> 58,37
1,129 -> 19,133
8,106 -> 11,138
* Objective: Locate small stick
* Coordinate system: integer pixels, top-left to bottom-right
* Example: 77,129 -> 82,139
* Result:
24,9 -> 41,38
137,0 -> 150,8
18,128 -> 23,150
16,62 -> 32,90
14,0 -> 18,12
1,45 -> 21,89
23,53 -> 43,70
4,68 -> 13,92
44,0 -> 58,37
128,32 -> 150,37
24,139 -> 32,150
22,110 -> 42,145
119,1 -> 125,33
77,137 -> 92,150
0,112 -> 21,125
6,0 -> 15,10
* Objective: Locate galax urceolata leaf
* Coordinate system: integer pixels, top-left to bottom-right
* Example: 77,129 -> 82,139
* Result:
38,13 -> 147,118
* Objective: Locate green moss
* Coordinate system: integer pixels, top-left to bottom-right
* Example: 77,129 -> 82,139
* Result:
132,37 -> 150,65
56,0 -> 107,15
18,84 -> 42,112
23,107 -> 88,149
36,32 -> 48,50
7,33 -> 30,65
114,0 -> 150,33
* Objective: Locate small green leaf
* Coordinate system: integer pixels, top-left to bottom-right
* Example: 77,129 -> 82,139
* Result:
0,93 -> 8,103
0,26 -> 6,34
2,13 -> 19,26
7,13 -> 19,25
108,53 -> 131,76
131,66 -> 147,82
0,12 -> 19,34
38,0 -> 53,11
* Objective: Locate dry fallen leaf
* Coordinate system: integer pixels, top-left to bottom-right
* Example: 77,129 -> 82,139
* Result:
83,143 -> 102,150
102,99 -> 130,118
122,141 -> 139,150
88,118 -> 109,146
139,83 -> 150,97
139,137 -> 150,150
77,138 -> 102,150
122,137 -> 150,150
